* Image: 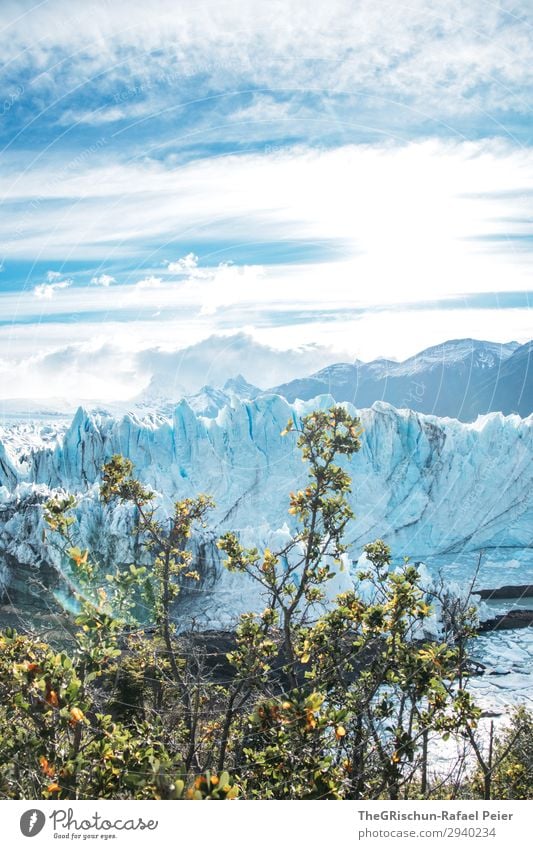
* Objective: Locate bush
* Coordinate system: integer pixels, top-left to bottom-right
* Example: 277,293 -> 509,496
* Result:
470,707 -> 533,800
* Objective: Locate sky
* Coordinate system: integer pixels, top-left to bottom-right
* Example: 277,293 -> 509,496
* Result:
0,0 -> 532,400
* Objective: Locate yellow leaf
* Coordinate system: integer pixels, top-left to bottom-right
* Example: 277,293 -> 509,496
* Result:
39,756 -> 54,777
69,707 -> 84,724
46,690 -> 59,707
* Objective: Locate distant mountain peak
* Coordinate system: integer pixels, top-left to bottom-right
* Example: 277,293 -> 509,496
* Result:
223,374 -> 260,398
312,362 -> 358,380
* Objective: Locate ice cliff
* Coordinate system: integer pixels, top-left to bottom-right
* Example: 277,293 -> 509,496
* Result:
0,395 -> 532,621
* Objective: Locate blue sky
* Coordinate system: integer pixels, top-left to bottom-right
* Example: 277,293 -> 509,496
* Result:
0,0 -> 532,400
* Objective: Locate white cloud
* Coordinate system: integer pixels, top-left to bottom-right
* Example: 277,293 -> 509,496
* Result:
1,0 -> 532,118
161,258 -> 265,315
0,342 -> 140,403
166,253 -> 204,276
33,278 -> 72,299
90,273 -> 115,287
254,309 -> 533,364
0,333 -> 350,401
55,100 -> 165,128
136,332 -> 349,395
2,140 -> 532,309
135,275 -> 163,289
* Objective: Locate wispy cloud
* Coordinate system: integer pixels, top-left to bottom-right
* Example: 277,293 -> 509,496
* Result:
135,275 -> 163,289
1,140 -> 532,289
2,0 -> 532,131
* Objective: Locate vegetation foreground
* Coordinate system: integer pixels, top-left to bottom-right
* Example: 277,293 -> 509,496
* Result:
0,406 -> 531,800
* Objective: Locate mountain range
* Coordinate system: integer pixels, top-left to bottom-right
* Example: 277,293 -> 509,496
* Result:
1,338 -> 531,424
270,339 -> 533,421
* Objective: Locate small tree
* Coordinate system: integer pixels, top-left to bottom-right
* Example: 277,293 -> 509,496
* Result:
219,406 -> 362,687
0,462 -> 239,800
472,707 -> 533,800
217,407 -> 481,799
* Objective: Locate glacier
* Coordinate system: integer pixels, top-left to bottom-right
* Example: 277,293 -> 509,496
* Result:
0,393 -> 532,628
